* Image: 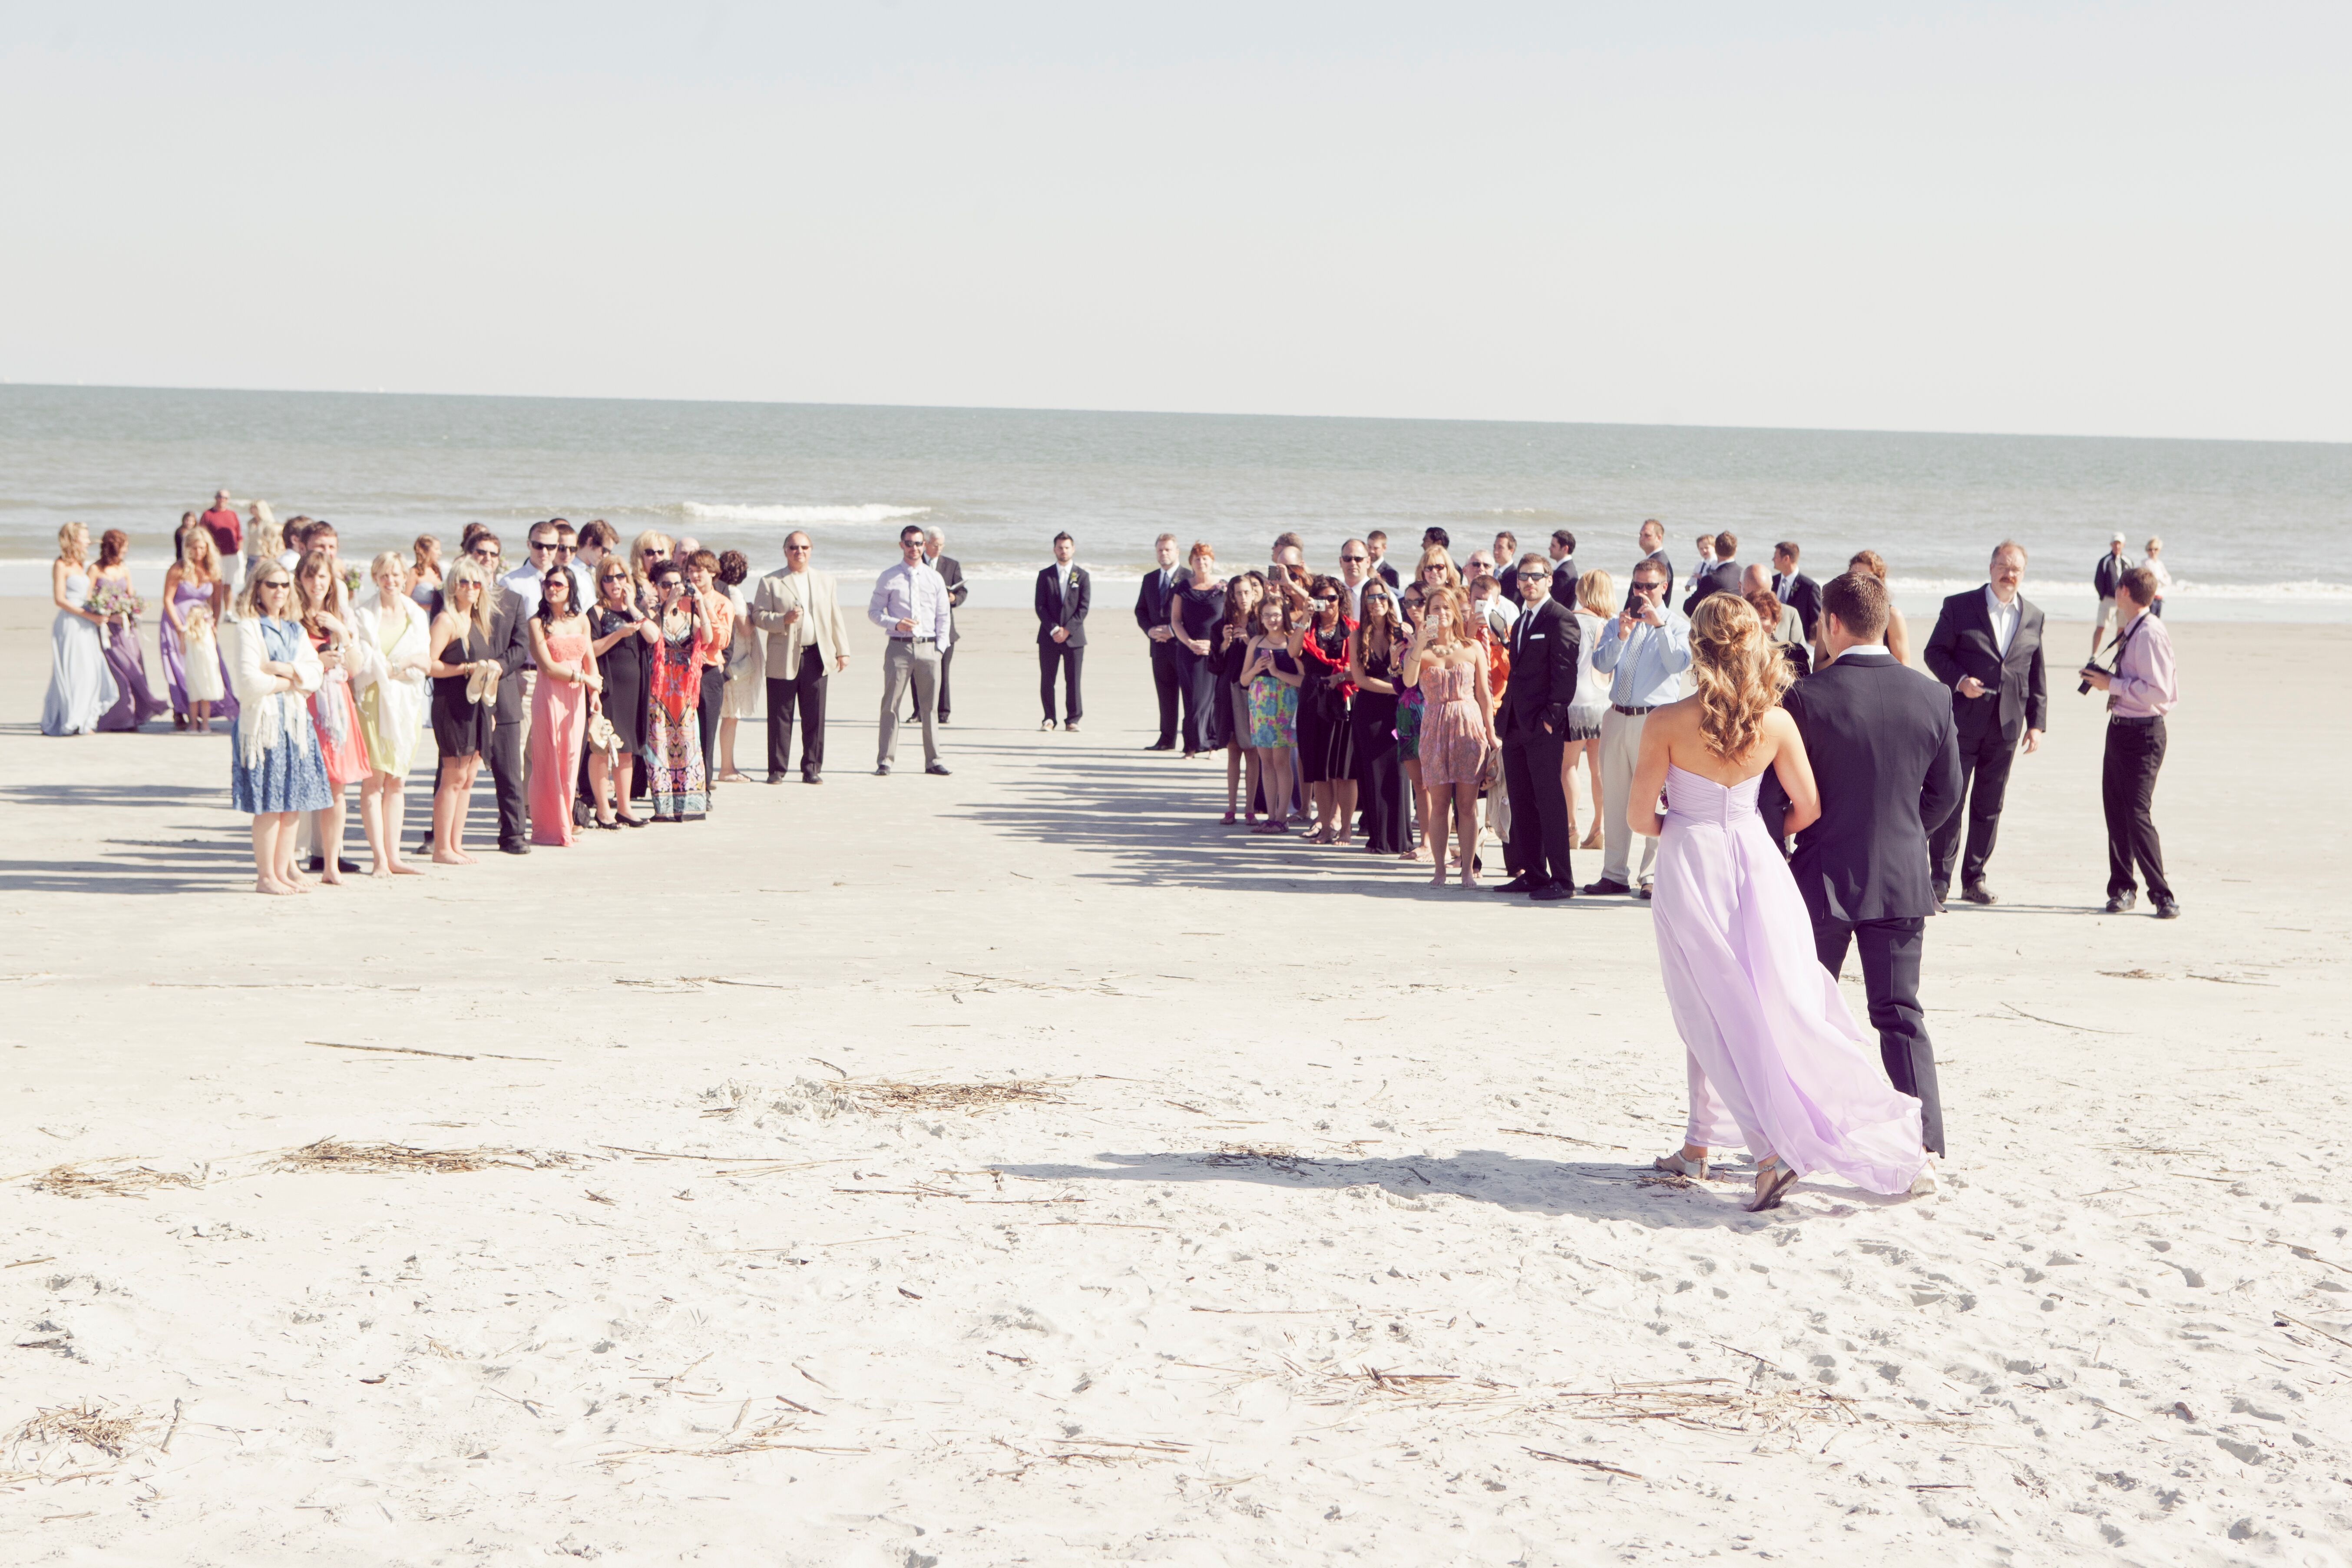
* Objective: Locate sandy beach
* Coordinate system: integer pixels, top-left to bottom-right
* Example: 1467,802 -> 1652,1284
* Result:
1,601 -> 2345,1565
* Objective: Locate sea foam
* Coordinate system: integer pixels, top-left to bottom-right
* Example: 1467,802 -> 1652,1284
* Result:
680,502 -> 930,526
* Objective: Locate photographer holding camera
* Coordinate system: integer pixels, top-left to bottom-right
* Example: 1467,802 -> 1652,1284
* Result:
2081,566 -> 2178,917
1586,557 -> 1691,898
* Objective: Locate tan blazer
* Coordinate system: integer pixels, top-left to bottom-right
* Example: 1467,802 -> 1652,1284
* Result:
751,567 -> 850,680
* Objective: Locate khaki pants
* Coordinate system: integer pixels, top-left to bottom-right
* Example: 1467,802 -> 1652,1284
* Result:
1599,707 -> 1658,888
877,641 -> 941,767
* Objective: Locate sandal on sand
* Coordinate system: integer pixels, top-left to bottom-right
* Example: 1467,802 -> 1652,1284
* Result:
1746,1156 -> 1798,1212
1652,1149 -> 1708,1180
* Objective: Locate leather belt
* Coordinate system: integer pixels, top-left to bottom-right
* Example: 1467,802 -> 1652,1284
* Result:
2109,713 -> 2161,726
890,636 -> 936,645
1612,703 -> 1656,716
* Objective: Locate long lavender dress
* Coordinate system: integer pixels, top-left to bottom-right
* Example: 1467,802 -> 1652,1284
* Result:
94,574 -> 168,732
1651,765 -> 1926,1195
161,576 -> 238,720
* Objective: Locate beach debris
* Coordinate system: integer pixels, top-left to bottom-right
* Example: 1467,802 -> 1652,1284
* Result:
1205,1144 -> 1318,1177
3,1400 -> 156,1482
27,1160 -> 199,1199
823,1078 -> 1068,1115
269,1138 -> 579,1175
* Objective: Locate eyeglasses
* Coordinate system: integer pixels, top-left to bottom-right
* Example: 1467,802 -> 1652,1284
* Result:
470,548 -> 501,561
1311,596 -> 1338,607
786,543 -> 811,553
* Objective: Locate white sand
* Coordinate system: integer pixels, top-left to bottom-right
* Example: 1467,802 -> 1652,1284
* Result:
1,603 -> 2347,1565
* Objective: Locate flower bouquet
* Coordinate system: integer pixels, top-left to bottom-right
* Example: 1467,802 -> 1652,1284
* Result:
83,586 -> 145,621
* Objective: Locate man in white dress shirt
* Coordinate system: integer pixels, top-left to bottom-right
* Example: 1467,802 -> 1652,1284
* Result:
868,523 -> 953,776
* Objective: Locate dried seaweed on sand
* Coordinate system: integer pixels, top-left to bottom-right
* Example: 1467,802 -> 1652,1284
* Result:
27,1160 -> 199,1199
824,1079 -> 1069,1115
1206,1144 -> 1319,1176
269,1138 -> 578,1175
2,1401 -> 157,1484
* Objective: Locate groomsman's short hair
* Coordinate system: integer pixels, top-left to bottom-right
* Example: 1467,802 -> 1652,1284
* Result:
1366,529 -> 1389,546
900,523 -> 927,546
1821,569 -> 1889,640
1551,528 -> 1575,552
1714,530 -> 1737,559
1422,526 -> 1450,549
1774,540 -> 1799,562
1053,531 -> 1074,547
2117,566 -> 2157,605
579,519 -> 618,550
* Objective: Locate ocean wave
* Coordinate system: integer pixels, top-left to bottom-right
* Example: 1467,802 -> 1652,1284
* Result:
679,502 -> 930,526
1887,576 -> 2352,601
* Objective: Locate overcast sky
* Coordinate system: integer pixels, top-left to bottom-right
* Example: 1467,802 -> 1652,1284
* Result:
2,2 -> 2345,441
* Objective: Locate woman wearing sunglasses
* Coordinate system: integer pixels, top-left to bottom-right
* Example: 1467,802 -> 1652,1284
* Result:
225,563 -> 333,894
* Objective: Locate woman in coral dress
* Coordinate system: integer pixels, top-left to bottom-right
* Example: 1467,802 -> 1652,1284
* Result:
527,566 -> 602,846
1406,586 -> 1497,888
295,546 -> 369,885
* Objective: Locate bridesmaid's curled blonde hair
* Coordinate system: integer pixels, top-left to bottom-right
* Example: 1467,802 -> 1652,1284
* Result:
1687,594 -> 1792,762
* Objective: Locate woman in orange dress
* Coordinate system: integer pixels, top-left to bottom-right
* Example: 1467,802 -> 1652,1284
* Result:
295,546 -> 370,885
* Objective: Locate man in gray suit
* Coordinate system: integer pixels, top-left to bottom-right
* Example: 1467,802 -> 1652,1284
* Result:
751,531 -> 850,784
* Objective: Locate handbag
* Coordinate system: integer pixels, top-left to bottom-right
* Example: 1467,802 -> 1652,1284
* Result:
586,711 -> 619,755
1479,741 -> 1506,792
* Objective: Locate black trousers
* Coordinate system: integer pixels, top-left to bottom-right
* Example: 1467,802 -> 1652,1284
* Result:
1812,914 -> 1940,1155
1500,732 -> 1571,888
1039,642 -> 1084,722
766,663 -> 827,776
2102,717 -> 2171,902
488,702 -> 526,846
1148,638 -> 1180,744
1929,718 -> 2019,893
1172,644 -> 1215,752
697,666 -> 724,787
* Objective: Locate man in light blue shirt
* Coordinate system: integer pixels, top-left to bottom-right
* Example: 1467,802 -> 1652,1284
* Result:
1585,557 -> 1692,896
867,522 -> 955,776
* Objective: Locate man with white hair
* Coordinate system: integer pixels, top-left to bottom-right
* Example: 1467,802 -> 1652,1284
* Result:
912,526 -> 968,724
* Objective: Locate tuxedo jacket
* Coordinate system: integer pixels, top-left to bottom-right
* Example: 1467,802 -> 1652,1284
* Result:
1373,561 -> 1401,589
1496,595 -> 1580,748
1766,651 -> 1962,923
1036,564 -> 1091,647
424,586 -> 528,720
1548,557 -> 1579,607
1134,569 -> 1178,638
1773,570 -> 1823,641
1683,560 -> 1741,617
1922,589 -> 2048,737
1644,549 -> 1677,605
930,553 -> 968,639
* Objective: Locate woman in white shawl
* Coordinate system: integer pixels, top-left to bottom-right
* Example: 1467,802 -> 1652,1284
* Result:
349,551 -> 433,877
226,559 -> 330,895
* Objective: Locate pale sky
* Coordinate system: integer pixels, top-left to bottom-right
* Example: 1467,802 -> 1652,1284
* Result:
3,2 -> 2345,441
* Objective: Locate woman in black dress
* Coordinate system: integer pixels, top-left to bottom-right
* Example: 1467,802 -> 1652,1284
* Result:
588,558 -> 649,827
1165,542 -> 1227,759
1347,579 -> 1414,854
1213,572 -> 1265,824
427,561 -> 497,864
1293,574 -> 1358,844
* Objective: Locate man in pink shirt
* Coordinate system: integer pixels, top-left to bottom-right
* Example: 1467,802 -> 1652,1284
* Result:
198,489 -> 241,558
2081,566 -> 2177,918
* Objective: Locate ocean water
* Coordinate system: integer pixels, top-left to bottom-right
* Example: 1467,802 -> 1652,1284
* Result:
3,384 -> 2345,620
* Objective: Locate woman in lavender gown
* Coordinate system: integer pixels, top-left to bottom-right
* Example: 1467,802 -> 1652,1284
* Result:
1630,594 -> 1927,1211
91,529 -> 168,731
41,523 -> 118,737
162,523 -> 237,731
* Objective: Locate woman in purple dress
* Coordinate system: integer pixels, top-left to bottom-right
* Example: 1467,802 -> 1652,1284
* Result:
161,523 -> 237,731
91,529 -> 168,731
1628,594 -> 1928,1212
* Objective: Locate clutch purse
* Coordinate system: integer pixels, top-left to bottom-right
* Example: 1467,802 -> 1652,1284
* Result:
586,711 -> 619,754
1479,742 -> 1505,791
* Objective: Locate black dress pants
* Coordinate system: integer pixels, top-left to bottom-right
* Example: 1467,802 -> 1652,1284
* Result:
1929,718 -> 2019,893
2102,717 -> 2171,902
1171,645 -> 1217,752
766,662 -> 827,776
1500,732 -> 1571,888
488,701 -> 526,846
1812,914 -> 1940,1155
1039,643 -> 1084,723
1148,638 -> 1180,744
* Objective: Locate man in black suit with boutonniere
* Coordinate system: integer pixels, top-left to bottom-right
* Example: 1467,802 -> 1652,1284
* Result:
1491,553 -> 1582,901
1922,540 -> 2046,909
1770,542 -> 1823,644
1134,533 -> 1181,750
1035,532 -> 1089,731
1763,569 -> 1962,1180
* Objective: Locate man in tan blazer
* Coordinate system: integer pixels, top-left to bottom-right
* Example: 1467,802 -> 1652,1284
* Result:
751,530 -> 850,784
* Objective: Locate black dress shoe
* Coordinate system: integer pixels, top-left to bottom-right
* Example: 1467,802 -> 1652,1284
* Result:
1581,878 -> 1631,896
305,855 -> 325,873
767,774 -> 787,785
2153,898 -> 2180,920
2102,890 -> 2137,914
874,763 -> 892,776
1145,741 -> 1175,751
1637,884 -> 1652,901
1529,882 -> 1571,902
499,841 -> 532,855
615,813 -> 648,828
804,771 -> 822,785
925,762 -> 951,776
1961,883 -> 1996,905
1492,876 -> 1535,894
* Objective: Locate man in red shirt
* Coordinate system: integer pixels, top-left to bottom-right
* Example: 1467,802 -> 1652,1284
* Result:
199,489 -> 241,558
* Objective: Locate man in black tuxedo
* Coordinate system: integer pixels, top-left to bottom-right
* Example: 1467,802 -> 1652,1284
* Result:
1770,542 -> 1823,643
1035,532 -> 1088,731
1765,569 -> 1962,1161
1683,529 -> 1742,615
1921,541 -> 2046,907
1492,554 -> 1581,901
1547,529 -> 1579,604
1134,533 -> 1181,750
1637,517 -> 1676,605
910,528 -> 968,724
1366,530 -> 1400,589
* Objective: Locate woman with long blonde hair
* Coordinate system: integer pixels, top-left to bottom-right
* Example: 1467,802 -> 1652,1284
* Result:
164,521 -> 235,731
1561,568 -> 1616,849
425,559 -> 499,863
1405,585 -> 1496,887
1627,594 -> 1927,1212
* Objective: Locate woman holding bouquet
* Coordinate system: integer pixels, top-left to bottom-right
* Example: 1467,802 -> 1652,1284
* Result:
294,547 -> 369,885
227,562 -> 331,894
526,564 -> 601,846
92,529 -> 167,732
42,523 -> 118,737
640,562 -> 715,822
351,551 -> 432,877
162,523 -> 235,732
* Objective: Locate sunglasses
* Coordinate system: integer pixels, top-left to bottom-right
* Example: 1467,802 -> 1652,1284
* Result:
1515,569 -> 1546,580
1340,553 -> 1367,563
786,543 -> 812,552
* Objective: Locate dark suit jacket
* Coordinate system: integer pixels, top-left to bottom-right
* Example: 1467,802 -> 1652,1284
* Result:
1683,560 -> 1741,617
1922,589 -> 2048,737
930,553 -> 968,641
1373,561 -> 1401,589
487,588 -> 531,722
1773,570 -> 1823,641
1496,595 -> 1580,748
1549,557 -> 1579,606
1134,569 -> 1177,638
1644,549 -> 1676,605
1036,565 -> 1090,648
1766,652 -> 1962,923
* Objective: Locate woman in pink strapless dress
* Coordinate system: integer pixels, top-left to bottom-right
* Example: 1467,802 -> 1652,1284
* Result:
1406,586 -> 1496,887
527,569 -> 602,847
1629,595 -> 1926,1211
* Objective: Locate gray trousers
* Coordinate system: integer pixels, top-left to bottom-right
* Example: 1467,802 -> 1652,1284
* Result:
1599,706 -> 1660,887
877,640 -> 942,767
